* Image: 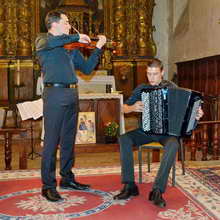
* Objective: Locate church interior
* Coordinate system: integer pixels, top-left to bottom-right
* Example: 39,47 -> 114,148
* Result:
0,0 -> 220,219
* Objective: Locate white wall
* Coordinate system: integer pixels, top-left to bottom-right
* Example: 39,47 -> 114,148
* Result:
152,0 -> 189,79
152,0 -> 169,79
173,0 -> 188,31
172,0 -> 220,62
152,0 -> 220,80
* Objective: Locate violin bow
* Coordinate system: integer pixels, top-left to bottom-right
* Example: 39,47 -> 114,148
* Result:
72,26 -> 80,34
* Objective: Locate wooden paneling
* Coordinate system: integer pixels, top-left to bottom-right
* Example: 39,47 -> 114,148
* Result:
112,58 -> 151,100
177,55 -> 220,96
96,99 -> 120,143
0,60 -> 9,102
112,60 -> 135,100
0,59 -> 35,107
177,55 -> 220,121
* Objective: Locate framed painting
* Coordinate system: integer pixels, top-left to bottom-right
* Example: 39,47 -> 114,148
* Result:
75,112 -> 96,144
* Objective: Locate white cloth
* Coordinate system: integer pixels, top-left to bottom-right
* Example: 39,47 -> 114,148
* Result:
36,76 -> 44,96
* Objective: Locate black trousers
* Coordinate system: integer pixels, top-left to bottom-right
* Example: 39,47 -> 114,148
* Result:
41,87 -> 79,190
119,128 -> 180,193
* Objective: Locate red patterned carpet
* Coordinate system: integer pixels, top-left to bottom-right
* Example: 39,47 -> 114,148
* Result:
186,166 -> 220,194
0,164 -> 219,220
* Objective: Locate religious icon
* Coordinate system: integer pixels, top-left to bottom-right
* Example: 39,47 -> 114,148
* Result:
75,112 -> 96,144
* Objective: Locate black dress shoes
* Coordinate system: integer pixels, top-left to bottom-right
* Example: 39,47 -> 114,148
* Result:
42,188 -> 64,202
113,184 -> 139,200
149,188 -> 166,208
60,180 -> 90,190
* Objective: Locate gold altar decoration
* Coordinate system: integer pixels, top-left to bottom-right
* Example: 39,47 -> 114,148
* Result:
0,0 -> 6,56
4,0 -> 17,56
0,0 -> 157,103
0,0 -> 156,58
17,0 -> 32,56
110,0 -> 156,99
58,1 -> 92,36
137,0 -> 156,56
113,0 -> 127,56
0,0 -> 37,57
111,0 -> 156,57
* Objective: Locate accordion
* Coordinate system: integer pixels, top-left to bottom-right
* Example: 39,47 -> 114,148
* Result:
141,87 -> 202,136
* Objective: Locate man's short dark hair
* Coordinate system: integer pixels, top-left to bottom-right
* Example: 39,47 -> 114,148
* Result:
148,58 -> 164,71
45,10 -> 67,30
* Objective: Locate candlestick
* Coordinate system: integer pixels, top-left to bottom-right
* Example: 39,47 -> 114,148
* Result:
16,59 -> 21,86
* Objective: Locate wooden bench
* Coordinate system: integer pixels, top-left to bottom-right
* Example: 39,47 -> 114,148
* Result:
0,128 -> 28,170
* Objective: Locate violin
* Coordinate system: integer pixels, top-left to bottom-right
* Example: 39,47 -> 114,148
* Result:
64,38 -> 98,50
64,38 -> 116,50
64,26 -> 116,50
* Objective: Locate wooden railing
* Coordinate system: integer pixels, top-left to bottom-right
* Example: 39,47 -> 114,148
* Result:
187,120 -> 220,161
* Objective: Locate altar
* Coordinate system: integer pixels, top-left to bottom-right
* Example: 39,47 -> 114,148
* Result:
77,92 -> 124,153
79,93 -> 124,134
16,91 -> 124,153
6,66 -> 123,152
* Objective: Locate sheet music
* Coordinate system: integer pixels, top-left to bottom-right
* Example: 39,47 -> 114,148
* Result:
17,99 -> 43,121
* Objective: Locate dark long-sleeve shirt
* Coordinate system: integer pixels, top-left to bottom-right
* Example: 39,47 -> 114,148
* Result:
125,80 -> 177,105
125,80 -> 198,133
35,33 -> 102,84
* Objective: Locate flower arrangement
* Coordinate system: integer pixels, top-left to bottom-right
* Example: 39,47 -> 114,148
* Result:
104,121 -> 119,137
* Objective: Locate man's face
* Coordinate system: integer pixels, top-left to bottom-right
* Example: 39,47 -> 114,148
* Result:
146,66 -> 164,86
54,14 -> 71,35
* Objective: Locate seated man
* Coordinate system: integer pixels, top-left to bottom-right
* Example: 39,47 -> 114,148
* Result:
114,58 -> 204,207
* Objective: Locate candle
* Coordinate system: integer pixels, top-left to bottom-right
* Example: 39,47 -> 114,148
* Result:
16,59 -> 20,86
17,59 -> 20,71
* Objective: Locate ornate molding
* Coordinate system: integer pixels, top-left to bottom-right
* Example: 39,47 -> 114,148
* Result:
113,0 -> 127,56
112,0 -> 156,57
0,0 -> 6,56
5,0 -> 17,56
17,0 -> 32,56
0,0 -> 37,57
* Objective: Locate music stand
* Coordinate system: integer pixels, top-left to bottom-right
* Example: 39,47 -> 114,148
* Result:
28,119 -> 42,160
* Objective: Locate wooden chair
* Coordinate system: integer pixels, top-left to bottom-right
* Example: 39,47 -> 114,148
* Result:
138,139 -> 185,186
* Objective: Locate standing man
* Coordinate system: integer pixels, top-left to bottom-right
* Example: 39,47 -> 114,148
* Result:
114,58 -> 204,207
35,10 -> 106,202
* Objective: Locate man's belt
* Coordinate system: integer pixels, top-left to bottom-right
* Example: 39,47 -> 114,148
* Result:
44,83 -> 78,89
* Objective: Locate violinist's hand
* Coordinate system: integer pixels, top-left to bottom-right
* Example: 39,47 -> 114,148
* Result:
96,35 -> 107,49
78,34 -> 91,44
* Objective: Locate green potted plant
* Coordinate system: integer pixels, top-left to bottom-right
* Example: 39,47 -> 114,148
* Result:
104,121 -> 119,143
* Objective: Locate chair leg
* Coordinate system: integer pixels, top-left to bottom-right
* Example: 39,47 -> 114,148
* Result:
147,151 -> 151,172
172,160 -> 176,186
138,147 -> 143,183
2,109 -> 8,128
180,139 -> 185,175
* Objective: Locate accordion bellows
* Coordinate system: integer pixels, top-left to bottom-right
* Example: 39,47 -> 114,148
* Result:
141,87 -> 202,136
